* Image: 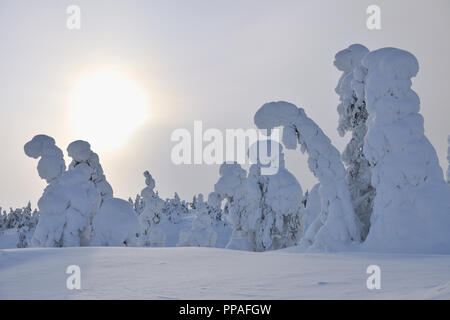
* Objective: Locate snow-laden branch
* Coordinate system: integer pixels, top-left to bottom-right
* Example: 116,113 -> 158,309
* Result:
254,102 -> 361,251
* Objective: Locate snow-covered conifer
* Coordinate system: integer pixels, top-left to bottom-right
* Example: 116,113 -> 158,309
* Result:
137,171 -> 166,247
15,202 -> 34,248
25,135 -> 101,247
254,101 -> 361,251
67,140 -> 113,201
214,163 -> 253,250
334,44 -> 375,240
178,194 -> 217,247
207,192 -> 223,222
163,192 -> 187,224
361,48 -> 450,253
246,140 -> 305,251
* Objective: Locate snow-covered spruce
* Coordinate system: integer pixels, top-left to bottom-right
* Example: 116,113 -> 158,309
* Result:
178,194 -> 217,247
214,162 -> 253,250
361,48 -> 450,253
16,202 -> 39,248
25,135 -> 102,247
246,140 -> 305,251
163,192 -> 187,224
67,140 -> 113,201
334,44 -> 375,241
207,192 -> 223,222
138,171 -> 166,247
91,197 -> 140,247
254,101 -> 361,251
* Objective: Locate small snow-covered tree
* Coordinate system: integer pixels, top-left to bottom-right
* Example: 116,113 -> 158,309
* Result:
254,101 -> 361,251
91,197 -> 140,246
0,209 -> 6,231
334,44 -> 375,240
16,202 -> 38,248
129,194 -> 145,215
138,171 -> 165,247
178,194 -> 217,247
163,192 -> 187,223
361,48 -> 450,253
207,192 -> 223,222
246,140 -> 305,251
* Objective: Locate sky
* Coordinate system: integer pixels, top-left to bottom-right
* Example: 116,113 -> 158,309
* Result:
0,0 -> 449,208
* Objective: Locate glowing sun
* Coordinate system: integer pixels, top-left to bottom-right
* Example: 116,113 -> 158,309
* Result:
68,68 -> 149,151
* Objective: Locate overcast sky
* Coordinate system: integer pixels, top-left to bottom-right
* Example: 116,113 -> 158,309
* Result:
1,0 -> 449,208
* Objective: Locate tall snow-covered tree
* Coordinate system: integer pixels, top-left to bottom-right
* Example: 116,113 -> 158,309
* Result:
334,44 -> 375,240
361,47 -> 450,253
138,171 -> 166,247
25,135 -> 102,247
246,140 -> 305,251
254,101 -> 361,251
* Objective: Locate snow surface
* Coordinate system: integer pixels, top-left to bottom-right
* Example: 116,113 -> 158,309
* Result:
1,246 -> 449,300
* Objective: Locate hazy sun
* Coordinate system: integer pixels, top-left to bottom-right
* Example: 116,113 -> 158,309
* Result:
68,68 -> 149,151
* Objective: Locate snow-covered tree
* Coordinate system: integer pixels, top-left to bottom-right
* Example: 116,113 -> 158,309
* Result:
0,209 -> 6,231
67,140 -> 113,202
246,140 -> 305,251
91,197 -> 140,247
16,202 -> 39,248
334,44 -> 375,240
178,194 -> 217,247
361,47 -> 450,253
207,192 -> 223,222
254,101 -> 361,251
163,192 -> 188,223
129,194 -> 145,215
138,171 -> 166,247
25,135 -> 102,247
214,163 -> 253,250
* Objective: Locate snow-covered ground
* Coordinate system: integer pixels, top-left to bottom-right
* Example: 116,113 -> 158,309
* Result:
1,246 -> 449,300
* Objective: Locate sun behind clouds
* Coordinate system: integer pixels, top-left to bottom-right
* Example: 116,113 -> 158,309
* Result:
68,68 -> 149,151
